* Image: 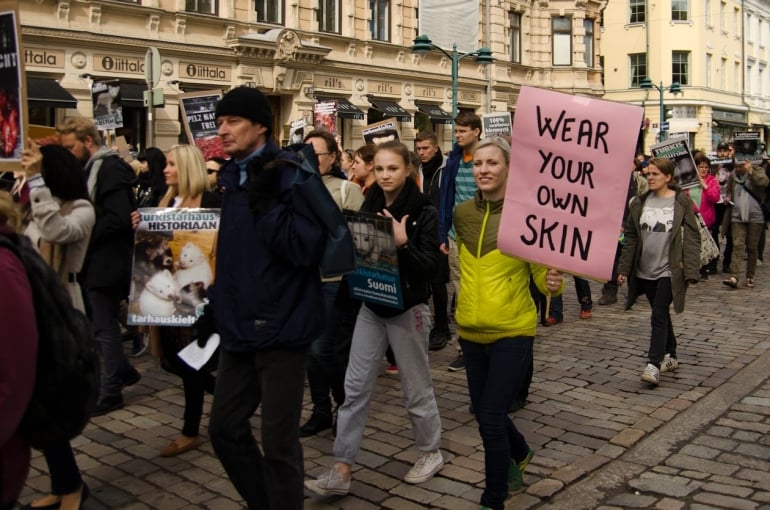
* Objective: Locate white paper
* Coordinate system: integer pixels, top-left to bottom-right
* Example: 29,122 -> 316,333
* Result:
177,333 -> 219,371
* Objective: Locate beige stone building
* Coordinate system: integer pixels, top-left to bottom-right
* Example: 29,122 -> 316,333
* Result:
602,0 -> 770,155
19,0 -> 604,152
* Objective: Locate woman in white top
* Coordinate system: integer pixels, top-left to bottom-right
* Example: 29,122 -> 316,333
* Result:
20,142 -> 95,510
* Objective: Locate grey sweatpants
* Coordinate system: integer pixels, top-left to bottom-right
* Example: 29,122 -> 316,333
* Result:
333,303 -> 442,465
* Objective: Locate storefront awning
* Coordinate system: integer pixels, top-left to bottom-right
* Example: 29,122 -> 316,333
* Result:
316,96 -> 365,120
27,77 -> 77,109
119,83 -> 146,108
367,97 -> 411,122
414,101 -> 453,124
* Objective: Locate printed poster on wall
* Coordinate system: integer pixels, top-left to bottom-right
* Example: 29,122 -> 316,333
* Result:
650,138 -> 698,189
179,89 -> 226,160
92,80 -> 124,131
482,112 -> 512,139
361,118 -> 401,145
289,118 -> 307,145
344,210 -> 403,309
498,86 -> 643,282
313,100 -> 337,134
0,4 -> 26,170
128,208 -> 220,326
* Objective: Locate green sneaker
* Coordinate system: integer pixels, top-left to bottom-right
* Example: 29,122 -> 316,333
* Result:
508,448 -> 534,492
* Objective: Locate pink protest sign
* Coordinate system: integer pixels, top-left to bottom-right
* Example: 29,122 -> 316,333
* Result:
498,86 -> 643,281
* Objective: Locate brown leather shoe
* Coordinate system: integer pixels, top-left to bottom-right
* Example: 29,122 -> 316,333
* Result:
160,435 -> 202,457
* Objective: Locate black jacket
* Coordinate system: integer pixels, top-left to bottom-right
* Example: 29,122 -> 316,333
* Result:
83,150 -> 136,291
362,179 -> 439,317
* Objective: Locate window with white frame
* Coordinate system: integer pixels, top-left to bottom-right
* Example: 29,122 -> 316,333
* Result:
629,0 -> 645,24
746,63 -> 753,94
510,12 -> 522,64
759,65 -> 766,97
720,57 -> 726,89
318,0 -> 340,33
671,0 -> 688,21
370,0 -> 389,41
734,61 -> 740,91
720,2 -> 726,32
186,0 -> 216,14
552,17 -> 571,66
706,53 -> 712,87
705,0 -> 711,26
584,19 -> 595,67
734,8 -> 739,35
747,13 -> 753,42
672,51 -> 689,85
255,0 -> 282,23
630,53 -> 647,87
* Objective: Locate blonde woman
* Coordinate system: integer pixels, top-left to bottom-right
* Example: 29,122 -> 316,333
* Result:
154,144 -> 221,456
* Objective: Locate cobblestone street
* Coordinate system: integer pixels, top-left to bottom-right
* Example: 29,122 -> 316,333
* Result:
19,253 -> 770,509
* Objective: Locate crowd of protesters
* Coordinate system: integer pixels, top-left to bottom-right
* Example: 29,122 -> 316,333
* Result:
1,87 -> 768,510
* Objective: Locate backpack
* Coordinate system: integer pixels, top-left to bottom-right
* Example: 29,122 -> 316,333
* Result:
0,233 -> 100,449
276,143 -> 357,278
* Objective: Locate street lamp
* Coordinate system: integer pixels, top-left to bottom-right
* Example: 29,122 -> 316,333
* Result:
640,77 -> 682,142
411,34 -> 493,122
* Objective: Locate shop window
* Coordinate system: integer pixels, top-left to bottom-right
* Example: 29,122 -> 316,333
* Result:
255,0 -> 282,24
186,0 -> 216,15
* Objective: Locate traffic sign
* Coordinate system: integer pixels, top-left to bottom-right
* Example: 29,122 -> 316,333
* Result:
661,121 -> 670,131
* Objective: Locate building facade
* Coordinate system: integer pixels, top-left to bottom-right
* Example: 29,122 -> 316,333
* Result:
20,0 -> 604,152
602,0 -> 770,155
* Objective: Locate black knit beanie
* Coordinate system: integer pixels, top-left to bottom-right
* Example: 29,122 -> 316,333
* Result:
215,87 -> 273,136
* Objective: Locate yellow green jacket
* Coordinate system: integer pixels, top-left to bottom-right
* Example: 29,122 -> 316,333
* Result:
454,192 -> 564,344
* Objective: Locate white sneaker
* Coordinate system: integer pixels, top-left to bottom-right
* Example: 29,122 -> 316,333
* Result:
660,354 -> 678,373
404,450 -> 444,484
304,467 -> 351,498
641,363 -> 660,385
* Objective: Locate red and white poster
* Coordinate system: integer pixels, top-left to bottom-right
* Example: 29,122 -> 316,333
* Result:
0,3 -> 25,170
498,86 -> 643,282
313,100 -> 337,134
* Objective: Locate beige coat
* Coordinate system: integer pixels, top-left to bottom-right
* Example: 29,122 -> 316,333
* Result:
24,187 -> 95,312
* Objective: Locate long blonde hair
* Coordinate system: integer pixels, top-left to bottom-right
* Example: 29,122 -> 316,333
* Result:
0,191 -> 21,232
159,144 -> 210,207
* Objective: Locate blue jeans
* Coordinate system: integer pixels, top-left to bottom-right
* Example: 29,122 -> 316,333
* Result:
460,336 -> 532,510
549,276 -> 592,320
209,347 -> 307,510
636,277 -> 676,365
305,281 -> 345,414
88,286 -> 133,400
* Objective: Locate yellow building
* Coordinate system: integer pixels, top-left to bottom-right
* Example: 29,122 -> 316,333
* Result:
602,0 -> 770,155
19,0 -> 604,153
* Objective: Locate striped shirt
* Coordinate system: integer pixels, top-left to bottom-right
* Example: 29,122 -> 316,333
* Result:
449,157 -> 477,239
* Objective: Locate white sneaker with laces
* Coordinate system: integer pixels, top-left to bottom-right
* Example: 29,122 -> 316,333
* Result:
660,354 -> 678,373
304,467 -> 351,498
404,450 -> 444,484
641,363 -> 660,385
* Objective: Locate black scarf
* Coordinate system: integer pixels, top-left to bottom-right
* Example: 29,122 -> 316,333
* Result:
421,149 -> 444,182
361,177 -> 430,220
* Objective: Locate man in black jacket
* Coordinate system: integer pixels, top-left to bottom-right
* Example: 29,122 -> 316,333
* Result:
415,131 -> 451,350
59,117 -> 139,415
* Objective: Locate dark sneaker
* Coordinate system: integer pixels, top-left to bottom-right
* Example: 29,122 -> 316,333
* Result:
597,293 -> 617,305
428,328 -> 450,351
447,354 -> 465,372
300,411 -> 333,437
93,395 -> 124,416
122,368 -> 141,388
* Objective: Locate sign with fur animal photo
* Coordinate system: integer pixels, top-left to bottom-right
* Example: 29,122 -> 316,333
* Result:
344,210 -> 403,309
127,208 -> 220,326
91,80 -> 124,131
